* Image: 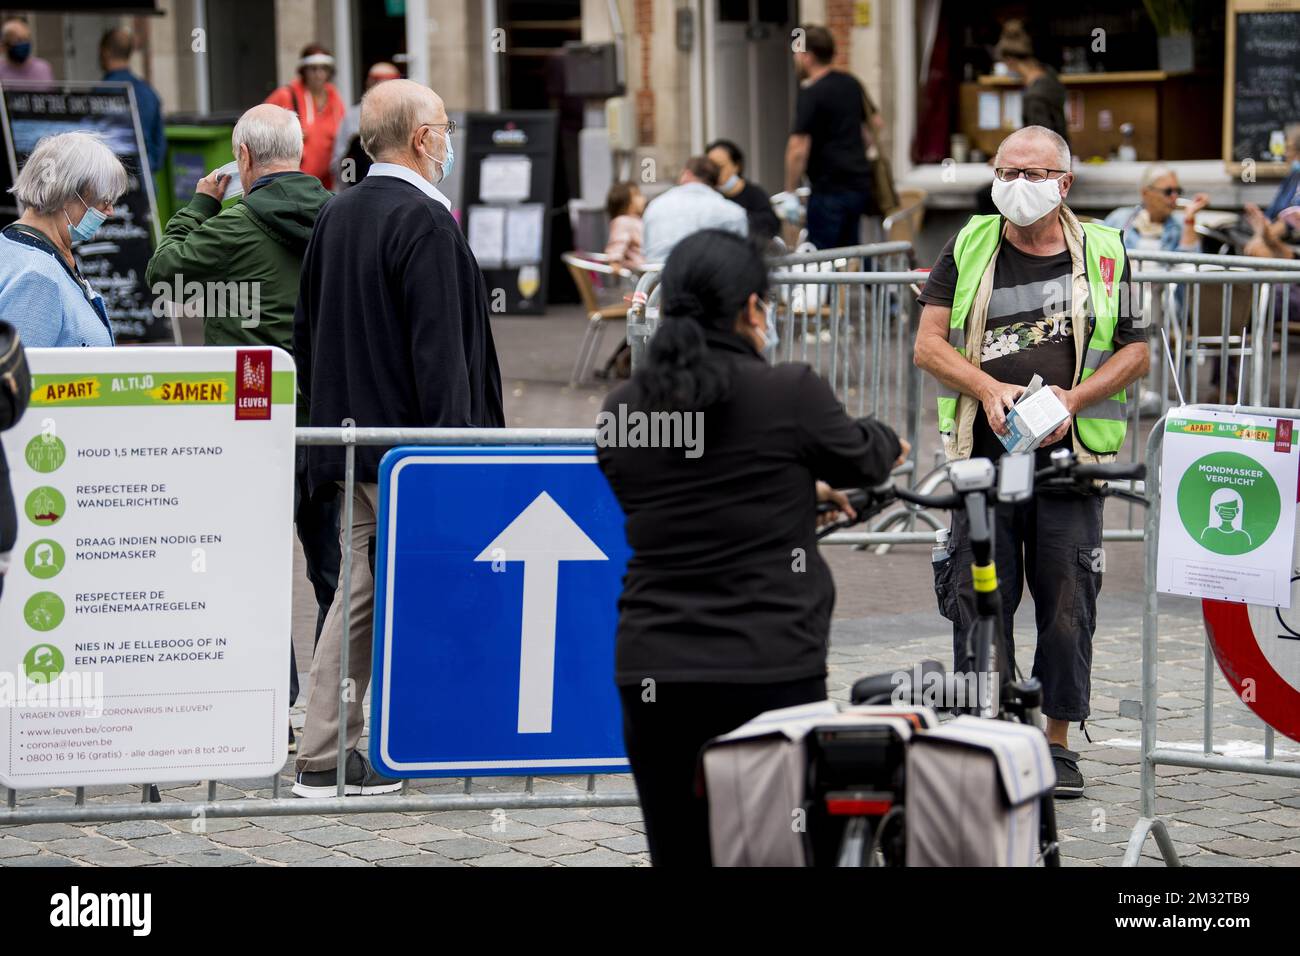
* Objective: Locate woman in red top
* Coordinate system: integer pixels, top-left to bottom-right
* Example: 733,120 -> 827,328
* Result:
265,43 -> 346,190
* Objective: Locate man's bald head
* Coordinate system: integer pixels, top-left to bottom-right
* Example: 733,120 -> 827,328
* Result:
360,79 -> 446,164
366,61 -> 401,88
994,125 -> 1071,171
2,18 -> 31,45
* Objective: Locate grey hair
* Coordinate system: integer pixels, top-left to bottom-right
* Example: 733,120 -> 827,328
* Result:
232,105 -> 303,166
359,80 -> 432,161
1140,163 -> 1176,190
9,131 -> 128,216
994,125 -> 1071,170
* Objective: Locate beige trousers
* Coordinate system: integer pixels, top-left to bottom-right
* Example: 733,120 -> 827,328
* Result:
296,481 -> 379,773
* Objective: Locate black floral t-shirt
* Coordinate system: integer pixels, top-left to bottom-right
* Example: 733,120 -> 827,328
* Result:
918,234 -> 1143,460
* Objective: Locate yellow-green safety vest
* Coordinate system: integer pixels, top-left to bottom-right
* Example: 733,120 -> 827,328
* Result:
935,214 -> 1130,455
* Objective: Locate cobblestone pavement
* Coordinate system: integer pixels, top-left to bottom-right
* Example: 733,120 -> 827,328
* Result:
5,596 -> 1298,868
3,311 -> 1298,867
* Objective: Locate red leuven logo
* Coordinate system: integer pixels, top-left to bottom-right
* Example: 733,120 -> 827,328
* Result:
235,349 -> 271,420
1276,419 -> 1293,454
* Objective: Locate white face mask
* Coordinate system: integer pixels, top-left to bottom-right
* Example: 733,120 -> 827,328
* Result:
990,175 -> 1063,227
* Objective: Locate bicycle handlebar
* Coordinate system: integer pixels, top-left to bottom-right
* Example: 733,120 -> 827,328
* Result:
1066,461 -> 1147,482
892,486 -> 962,510
816,455 -> 1148,536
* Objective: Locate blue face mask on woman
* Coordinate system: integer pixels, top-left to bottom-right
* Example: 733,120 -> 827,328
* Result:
65,196 -> 107,243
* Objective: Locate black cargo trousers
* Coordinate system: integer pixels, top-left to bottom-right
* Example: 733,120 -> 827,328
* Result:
934,488 -> 1104,722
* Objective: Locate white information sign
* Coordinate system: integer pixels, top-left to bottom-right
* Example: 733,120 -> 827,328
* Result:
1156,409 -> 1299,608
0,347 -> 295,788
479,154 -> 532,202
467,204 -> 506,268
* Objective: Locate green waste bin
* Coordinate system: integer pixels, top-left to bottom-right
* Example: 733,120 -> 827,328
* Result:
160,114 -> 240,226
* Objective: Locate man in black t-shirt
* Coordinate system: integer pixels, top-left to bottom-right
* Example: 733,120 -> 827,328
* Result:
918,232 -> 1145,465
913,126 -> 1150,801
782,25 -> 875,250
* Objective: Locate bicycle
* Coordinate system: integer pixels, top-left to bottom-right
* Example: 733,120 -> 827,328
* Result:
807,447 -> 1148,866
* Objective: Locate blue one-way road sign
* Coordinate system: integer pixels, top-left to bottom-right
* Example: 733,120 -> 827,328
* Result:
370,446 -> 632,777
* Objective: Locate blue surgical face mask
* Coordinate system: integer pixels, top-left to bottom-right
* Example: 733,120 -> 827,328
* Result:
720,174 -> 740,193
65,196 -> 107,243
8,41 -> 31,64
440,128 -> 455,179
1292,158 -> 1300,173
424,127 -> 455,184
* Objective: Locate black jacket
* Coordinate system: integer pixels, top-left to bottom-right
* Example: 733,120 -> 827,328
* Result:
596,332 -> 901,685
293,175 -> 505,491
730,181 -> 780,246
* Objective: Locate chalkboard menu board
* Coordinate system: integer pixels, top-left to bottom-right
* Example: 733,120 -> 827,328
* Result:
1225,0 -> 1300,174
460,111 -> 558,315
0,81 -> 169,343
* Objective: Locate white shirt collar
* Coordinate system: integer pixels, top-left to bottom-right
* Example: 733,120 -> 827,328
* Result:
367,162 -> 452,210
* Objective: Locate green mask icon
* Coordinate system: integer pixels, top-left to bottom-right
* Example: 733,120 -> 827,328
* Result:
25,539 -> 65,579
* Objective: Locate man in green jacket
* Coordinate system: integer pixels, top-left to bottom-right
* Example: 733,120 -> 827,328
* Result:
146,103 -> 337,750
149,104 -> 330,359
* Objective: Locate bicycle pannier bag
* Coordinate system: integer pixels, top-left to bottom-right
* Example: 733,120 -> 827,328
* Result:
702,701 -> 933,866
904,716 -> 1055,867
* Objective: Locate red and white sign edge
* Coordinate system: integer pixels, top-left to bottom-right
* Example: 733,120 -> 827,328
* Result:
1202,478 -> 1300,742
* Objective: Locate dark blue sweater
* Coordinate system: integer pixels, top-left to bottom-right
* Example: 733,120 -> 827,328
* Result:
293,176 -> 505,492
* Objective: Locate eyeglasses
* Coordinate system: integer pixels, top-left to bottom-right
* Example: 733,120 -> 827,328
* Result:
1147,186 -> 1182,197
425,119 -> 457,135
993,167 -> 1070,183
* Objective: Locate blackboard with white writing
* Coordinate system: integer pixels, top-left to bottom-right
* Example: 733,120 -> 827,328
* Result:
1226,3 -> 1300,171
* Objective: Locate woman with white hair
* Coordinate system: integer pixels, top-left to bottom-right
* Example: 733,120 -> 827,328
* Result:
1103,164 -> 1209,254
0,131 -> 128,347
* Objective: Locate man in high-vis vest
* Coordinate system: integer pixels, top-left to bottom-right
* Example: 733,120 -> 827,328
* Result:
914,126 -> 1149,799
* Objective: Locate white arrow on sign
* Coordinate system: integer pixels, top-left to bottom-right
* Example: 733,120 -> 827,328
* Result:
475,491 -> 608,734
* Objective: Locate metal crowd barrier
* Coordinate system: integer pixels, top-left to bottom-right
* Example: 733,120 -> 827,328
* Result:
1126,248 -> 1300,411
1123,404 -> 1300,867
629,242 -> 1300,549
0,426 -> 639,826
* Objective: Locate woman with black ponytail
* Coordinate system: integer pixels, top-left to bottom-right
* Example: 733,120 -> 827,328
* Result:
596,229 -> 908,866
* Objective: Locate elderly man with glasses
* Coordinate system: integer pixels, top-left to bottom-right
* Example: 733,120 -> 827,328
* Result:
290,79 -> 503,798
913,125 -> 1150,801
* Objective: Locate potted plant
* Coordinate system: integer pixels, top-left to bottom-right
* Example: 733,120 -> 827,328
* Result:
1144,0 -> 1194,73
